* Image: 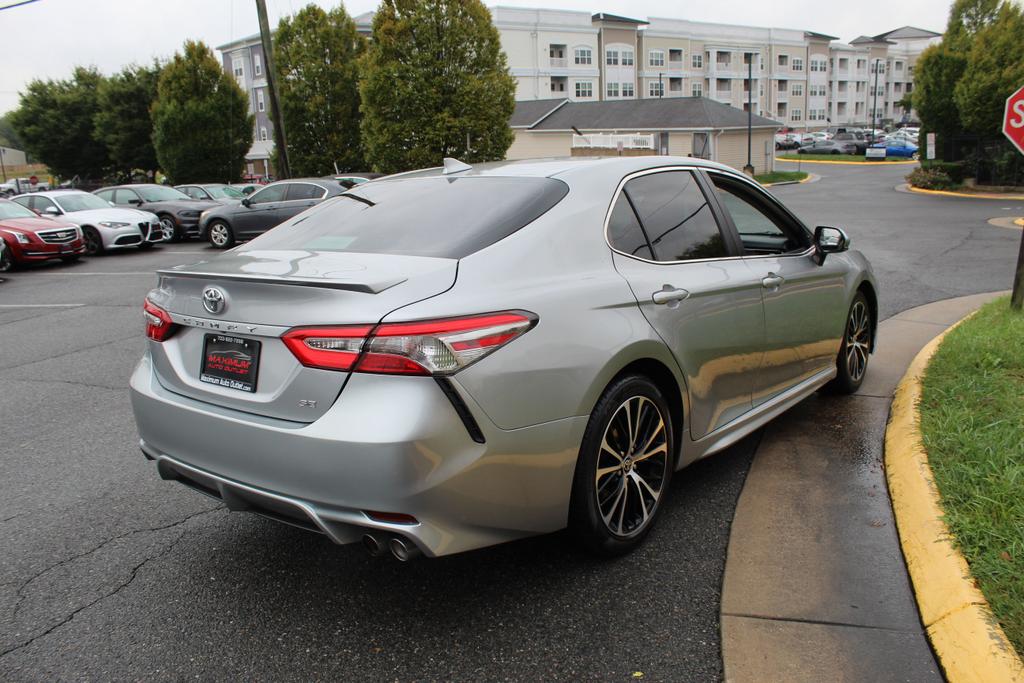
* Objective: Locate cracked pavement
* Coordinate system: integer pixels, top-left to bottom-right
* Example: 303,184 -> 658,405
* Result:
0,163 -> 1019,681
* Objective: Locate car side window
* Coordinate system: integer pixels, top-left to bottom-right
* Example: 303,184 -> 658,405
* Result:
710,175 -> 809,255
11,196 -> 31,210
286,183 -> 325,201
182,187 -> 203,200
248,184 -> 287,205
95,189 -> 114,203
623,170 -> 728,262
34,197 -> 57,213
607,193 -> 653,260
114,189 -> 140,205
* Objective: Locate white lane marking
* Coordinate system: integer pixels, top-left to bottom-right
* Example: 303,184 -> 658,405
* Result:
0,304 -> 86,308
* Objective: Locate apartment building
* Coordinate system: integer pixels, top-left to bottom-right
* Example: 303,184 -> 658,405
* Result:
495,6 -> 941,130
215,33 -> 275,178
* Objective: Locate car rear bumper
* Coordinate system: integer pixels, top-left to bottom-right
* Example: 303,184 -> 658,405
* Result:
129,353 -> 586,557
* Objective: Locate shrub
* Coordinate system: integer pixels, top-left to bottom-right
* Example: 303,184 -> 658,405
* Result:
922,160 -> 967,183
907,166 -> 958,190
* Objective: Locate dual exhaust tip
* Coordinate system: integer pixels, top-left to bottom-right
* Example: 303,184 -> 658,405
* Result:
362,533 -> 421,561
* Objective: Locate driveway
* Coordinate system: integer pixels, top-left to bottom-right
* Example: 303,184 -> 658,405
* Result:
0,162 -> 1020,681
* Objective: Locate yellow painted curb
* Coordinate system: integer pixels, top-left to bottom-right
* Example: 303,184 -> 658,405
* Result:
906,185 -> 1024,200
885,317 -> 1024,683
1015,218 -> 1024,227
775,156 -> 919,166
759,174 -> 811,188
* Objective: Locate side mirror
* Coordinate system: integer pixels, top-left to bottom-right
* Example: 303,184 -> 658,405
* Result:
241,197 -> 251,208
128,198 -> 142,206
43,206 -> 61,216
813,226 -> 849,265
108,201 -> 116,207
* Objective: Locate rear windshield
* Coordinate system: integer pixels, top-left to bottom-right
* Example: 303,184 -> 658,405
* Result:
238,176 -> 569,259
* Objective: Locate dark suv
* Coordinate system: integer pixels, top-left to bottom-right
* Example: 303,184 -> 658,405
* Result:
94,184 -> 221,242
198,178 -> 346,248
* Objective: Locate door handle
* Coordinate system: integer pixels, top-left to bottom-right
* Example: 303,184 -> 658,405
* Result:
652,286 -> 690,305
761,274 -> 785,289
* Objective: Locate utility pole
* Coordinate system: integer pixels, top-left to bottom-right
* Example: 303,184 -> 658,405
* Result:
0,148 -> 6,183
744,52 -> 754,175
871,58 -> 880,138
658,72 -> 663,98
255,0 -> 290,179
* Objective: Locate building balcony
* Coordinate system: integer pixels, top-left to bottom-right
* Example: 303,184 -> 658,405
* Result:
572,133 -> 655,150
550,57 -> 567,68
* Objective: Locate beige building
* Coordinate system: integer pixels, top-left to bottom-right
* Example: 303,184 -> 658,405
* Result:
495,6 -> 941,130
507,97 -> 779,175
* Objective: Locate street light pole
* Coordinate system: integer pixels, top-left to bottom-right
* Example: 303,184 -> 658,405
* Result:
744,52 -> 754,175
255,0 -> 290,180
871,58 -> 880,137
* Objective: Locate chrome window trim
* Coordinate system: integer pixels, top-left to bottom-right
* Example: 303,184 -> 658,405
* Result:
602,165 -> 745,266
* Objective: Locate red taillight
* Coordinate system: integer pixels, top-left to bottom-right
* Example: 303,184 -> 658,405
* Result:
143,298 -> 177,342
283,312 -> 536,376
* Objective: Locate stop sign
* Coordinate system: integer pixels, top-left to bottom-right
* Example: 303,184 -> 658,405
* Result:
28,175 -> 38,186
1004,84 -> 1024,155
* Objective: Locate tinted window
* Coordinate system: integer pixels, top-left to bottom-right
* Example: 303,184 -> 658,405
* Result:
286,183 -> 325,201
607,194 -> 653,260
248,184 -> 287,205
33,196 -> 57,213
623,171 -> 727,262
136,186 -> 190,202
180,186 -> 205,200
239,176 -> 569,259
711,175 -> 808,255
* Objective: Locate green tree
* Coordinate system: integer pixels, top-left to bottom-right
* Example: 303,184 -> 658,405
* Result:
954,2 -> 1024,134
10,66 -> 109,178
912,44 -> 967,144
359,0 -> 516,173
0,111 -> 24,150
945,0 -> 1001,52
95,62 -> 161,179
151,41 -> 252,183
275,4 -> 365,175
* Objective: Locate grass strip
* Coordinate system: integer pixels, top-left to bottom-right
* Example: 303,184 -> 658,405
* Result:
920,296 -> 1024,656
755,171 -> 808,184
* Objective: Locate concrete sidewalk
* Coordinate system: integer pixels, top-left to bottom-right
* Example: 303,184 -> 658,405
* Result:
720,291 -> 1005,682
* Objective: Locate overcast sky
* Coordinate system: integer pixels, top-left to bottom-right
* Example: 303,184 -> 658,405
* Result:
0,0 -> 952,115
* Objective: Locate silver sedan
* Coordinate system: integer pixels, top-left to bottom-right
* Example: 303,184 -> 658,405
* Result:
130,156 -> 877,560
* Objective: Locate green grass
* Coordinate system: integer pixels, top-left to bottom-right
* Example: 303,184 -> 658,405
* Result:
754,171 -> 808,184
776,153 -> 913,162
920,297 -> 1024,656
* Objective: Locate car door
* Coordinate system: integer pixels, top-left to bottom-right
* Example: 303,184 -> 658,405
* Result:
608,168 -> 766,440
31,196 -> 61,218
276,182 -> 325,225
233,183 -> 287,235
113,188 -> 142,208
706,171 -> 848,406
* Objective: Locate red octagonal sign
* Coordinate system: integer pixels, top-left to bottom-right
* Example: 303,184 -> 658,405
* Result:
1005,84 -> 1024,156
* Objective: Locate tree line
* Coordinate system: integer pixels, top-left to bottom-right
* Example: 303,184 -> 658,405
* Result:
913,0 -> 1024,146
7,0 -> 515,184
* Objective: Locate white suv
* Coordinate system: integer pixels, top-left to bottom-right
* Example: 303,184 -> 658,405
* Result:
13,190 -> 162,255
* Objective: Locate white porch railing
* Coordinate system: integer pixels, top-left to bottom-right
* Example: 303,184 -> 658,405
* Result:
572,133 -> 656,150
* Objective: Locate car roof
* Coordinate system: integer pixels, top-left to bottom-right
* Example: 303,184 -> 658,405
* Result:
94,183 -> 166,192
12,189 -> 90,198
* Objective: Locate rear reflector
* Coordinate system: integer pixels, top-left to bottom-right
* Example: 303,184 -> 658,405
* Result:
284,311 -> 536,376
143,298 -> 178,342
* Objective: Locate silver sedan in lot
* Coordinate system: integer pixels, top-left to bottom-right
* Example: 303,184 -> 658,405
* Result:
130,156 -> 878,560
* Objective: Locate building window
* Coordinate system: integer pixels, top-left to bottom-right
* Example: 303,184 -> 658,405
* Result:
606,82 -> 619,97
792,58 -> 804,71
649,50 -> 665,67
791,83 -> 803,96
777,54 -> 788,67
551,80 -> 566,93
622,82 -> 634,97
692,53 -> 703,69
621,49 -> 634,66
606,49 -> 619,66
575,81 -> 593,98
260,126 -> 268,141
790,109 -> 802,121
574,47 -> 592,65
232,57 -> 244,79
649,81 -> 664,97
857,59 -> 867,70
895,61 -> 904,72
254,54 -> 262,76
691,82 -> 703,97
256,88 -> 265,112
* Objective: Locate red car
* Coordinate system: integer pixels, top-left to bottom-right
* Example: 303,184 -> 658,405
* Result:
0,198 -> 85,272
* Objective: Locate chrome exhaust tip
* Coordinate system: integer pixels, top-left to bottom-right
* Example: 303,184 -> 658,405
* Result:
362,533 -> 386,557
389,536 -> 422,562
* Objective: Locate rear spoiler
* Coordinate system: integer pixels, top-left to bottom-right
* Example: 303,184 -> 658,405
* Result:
155,269 -> 404,294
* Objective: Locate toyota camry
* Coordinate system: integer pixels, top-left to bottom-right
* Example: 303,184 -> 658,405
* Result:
130,156 -> 878,560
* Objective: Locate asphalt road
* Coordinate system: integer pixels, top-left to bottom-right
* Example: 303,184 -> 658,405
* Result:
0,163 -> 1020,681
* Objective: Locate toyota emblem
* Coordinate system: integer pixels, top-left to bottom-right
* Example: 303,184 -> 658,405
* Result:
202,286 -> 226,314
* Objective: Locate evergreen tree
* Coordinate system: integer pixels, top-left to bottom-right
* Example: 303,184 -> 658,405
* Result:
359,0 -> 516,173
912,45 -> 967,142
275,3 -> 365,175
10,67 -> 109,179
95,62 -> 161,179
954,2 -> 1024,134
151,41 -> 253,183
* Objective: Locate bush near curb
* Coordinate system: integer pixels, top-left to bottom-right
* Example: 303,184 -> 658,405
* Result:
907,166 -> 957,190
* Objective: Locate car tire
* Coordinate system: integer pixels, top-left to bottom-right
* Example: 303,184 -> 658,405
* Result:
159,215 -> 180,243
824,291 -> 872,395
569,374 -> 674,557
82,226 -> 104,256
0,245 -> 14,272
207,220 -> 235,249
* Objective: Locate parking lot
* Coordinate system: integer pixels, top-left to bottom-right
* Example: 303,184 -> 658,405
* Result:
1,161 -> 1021,680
